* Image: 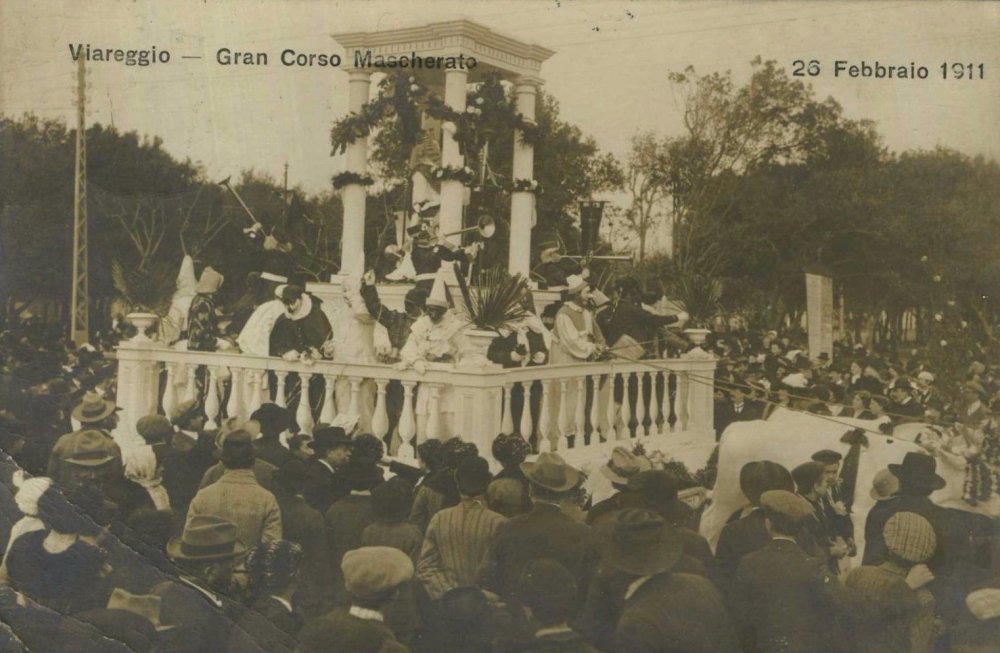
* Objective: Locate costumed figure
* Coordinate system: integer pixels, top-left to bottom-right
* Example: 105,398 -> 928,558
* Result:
185,266 -> 227,352
548,275 -> 611,442
387,213 -> 481,293
532,242 -> 584,292
326,276 -> 377,433
396,273 -> 470,439
159,254 -> 198,344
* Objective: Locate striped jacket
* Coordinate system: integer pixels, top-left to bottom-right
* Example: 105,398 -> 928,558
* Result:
416,497 -> 506,600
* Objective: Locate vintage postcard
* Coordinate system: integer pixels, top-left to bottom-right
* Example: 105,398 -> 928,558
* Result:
1,1 -> 999,651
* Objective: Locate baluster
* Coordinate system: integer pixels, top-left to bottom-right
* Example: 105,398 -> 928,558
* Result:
247,370 -> 263,414
648,371 -> 660,437
184,364 -> 198,402
348,377 -> 362,418
663,372 -> 675,433
537,380 -> 552,453
635,371 -> 647,438
557,378 -> 571,447
204,367 -> 221,430
397,381 -> 417,460
574,376 -> 586,447
519,381 -> 534,440
677,371 -> 690,432
274,372 -> 288,408
606,373 -> 619,441
501,384 -> 514,434
589,375 -> 601,441
426,385 -> 441,440
620,372 -> 632,438
162,364 -> 178,418
372,381 -> 389,440
226,368 -> 243,420
319,375 -> 337,424
297,372 -> 315,435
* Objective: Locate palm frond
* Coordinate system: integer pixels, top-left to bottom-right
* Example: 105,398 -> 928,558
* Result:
467,268 -> 530,331
111,259 -> 176,315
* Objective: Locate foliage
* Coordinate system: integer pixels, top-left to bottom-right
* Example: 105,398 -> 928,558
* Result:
462,268 -> 530,332
331,171 -> 374,190
110,260 -> 175,314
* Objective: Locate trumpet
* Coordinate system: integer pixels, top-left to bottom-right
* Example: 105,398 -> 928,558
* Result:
442,214 -> 496,240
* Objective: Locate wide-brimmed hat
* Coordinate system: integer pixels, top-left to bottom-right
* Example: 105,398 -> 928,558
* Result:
601,446 -> 652,485
71,392 -> 120,423
455,455 -> 492,496
870,468 -> 900,501
739,461 -> 794,506
250,403 -> 296,436
539,242 -> 561,264
195,267 -> 224,294
313,426 -> 352,453
888,452 -> 946,491
884,511 -> 936,563
566,275 -> 588,295
516,558 -> 577,618
520,452 -> 581,492
341,546 -> 413,599
136,415 -> 174,445
169,399 -> 202,427
65,430 -> 118,467
592,508 -> 683,576
166,514 -> 246,562
811,449 -> 842,465
73,608 -> 155,653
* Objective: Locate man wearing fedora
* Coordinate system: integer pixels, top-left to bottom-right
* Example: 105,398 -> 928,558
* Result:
303,425 -> 353,514
587,446 -> 653,526
159,514 -> 294,653
46,391 -> 122,487
594,508 -> 740,653
250,403 -> 297,468
323,456 -> 384,597
731,490 -> 858,653
164,399 -> 216,520
479,453 -> 593,604
516,558 -> 600,653
888,377 -> 923,422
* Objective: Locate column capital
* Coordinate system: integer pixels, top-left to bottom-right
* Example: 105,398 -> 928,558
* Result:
347,69 -> 373,82
513,75 -> 545,89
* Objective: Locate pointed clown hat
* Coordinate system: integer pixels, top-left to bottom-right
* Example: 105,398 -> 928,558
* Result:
426,270 -> 450,309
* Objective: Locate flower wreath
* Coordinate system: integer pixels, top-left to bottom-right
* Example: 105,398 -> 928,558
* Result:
331,171 -> 375,190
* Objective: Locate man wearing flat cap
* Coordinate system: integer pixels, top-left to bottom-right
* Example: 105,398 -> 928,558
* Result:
731,490 -> 859,653
46,391 -> 122,488
478,453 -> 592,605
323,546 -> 413,653
715,460 -> 795,583
593,508 -> 740,653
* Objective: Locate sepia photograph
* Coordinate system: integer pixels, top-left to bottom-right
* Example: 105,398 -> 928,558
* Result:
1,0 -> 999,651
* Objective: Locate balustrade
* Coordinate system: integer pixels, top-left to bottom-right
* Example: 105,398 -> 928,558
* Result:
114,341 -> 717,468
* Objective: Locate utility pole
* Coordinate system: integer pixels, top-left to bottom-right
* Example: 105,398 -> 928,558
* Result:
283,162 -> 289,216
71,55 -> 89,346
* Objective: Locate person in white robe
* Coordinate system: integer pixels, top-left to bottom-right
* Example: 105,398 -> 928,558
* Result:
395,274 -> 470,440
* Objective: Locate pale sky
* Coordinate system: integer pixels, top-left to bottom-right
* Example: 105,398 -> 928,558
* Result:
2,0 -> 998,196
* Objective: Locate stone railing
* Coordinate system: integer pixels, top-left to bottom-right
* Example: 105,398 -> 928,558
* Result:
115,339 -> 716,467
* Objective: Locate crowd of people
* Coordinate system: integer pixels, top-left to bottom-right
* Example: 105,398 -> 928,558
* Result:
4,277 -> 1000,652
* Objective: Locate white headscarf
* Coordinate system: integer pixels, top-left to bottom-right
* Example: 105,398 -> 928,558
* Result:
122,444 -> 171,512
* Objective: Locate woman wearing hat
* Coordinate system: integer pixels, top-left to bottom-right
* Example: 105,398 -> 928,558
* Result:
5,484 -> 109,615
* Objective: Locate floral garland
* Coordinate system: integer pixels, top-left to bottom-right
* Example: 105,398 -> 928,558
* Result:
510,178 -> 543,195
329,72 -> 543,163
432,165 -> 477,185
331,171 -> 375,190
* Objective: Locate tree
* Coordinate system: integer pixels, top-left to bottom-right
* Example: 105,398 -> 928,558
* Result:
619,132 -> 674,261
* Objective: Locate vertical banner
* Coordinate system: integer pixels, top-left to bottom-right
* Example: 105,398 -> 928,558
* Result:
805,272 -> 834,361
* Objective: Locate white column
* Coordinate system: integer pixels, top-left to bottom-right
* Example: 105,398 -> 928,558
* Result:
440,68 -> 468,249
509,77 -> 540,277
341,70 -> 372,276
